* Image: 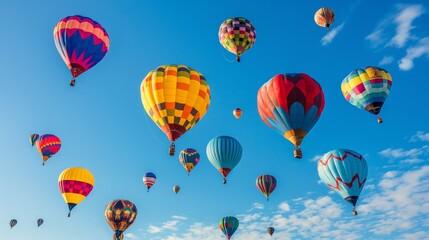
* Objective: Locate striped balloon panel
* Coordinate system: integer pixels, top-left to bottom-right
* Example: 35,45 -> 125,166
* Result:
143,172 -> 156,188
206,136 -> 242,176
58,167 -> 94,205
256,175 -> 277,198
36,134 -> 61,161
141,65 -> 211,142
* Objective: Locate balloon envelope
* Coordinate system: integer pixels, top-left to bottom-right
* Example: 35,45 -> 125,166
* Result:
105,199 -> 138,240
37,218 -> 44,227
140,64 -> 211,154
219,216 -> 239,240
9,219 -> 17,229
58,167 -> 94,217
53,15 -> 109,85
314,7 -> 335,30
206,136 -> 242,183
173,185 -> 180,194
34,134 -> 61,165
256,175 -> 277,200
341,66 -> 392,123
218,17 -> 256,62
143,172 -> 156,191
233,108 -> 242,119
257,73 -> 325,158
317,149 -> 368,214
267,227 -> 275,236
179,148 -> 200,175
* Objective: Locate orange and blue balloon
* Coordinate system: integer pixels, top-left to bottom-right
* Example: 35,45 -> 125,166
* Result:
257,73 -> 325,159
317,149 -> 368,215
143,172 -> 156,192
219,216 -> 239,240
206,136 -> 242,184
256,175 -> 277,201
179,148 -> 200,175
53,15 -> 110,86
233,108 -> 242,119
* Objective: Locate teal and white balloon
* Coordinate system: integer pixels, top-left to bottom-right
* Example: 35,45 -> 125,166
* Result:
206,136 -> 242,184
317,149 -> 368,215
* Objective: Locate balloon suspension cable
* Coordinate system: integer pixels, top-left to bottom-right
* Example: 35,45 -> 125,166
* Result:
266,197 -> 269,201
219,46 -> 236,63
236,55 -> 241,62
187,172 -> 190,176
69,78 -> 76,87
142,112 -> 164,145
223,178 -> 227,184
42,162 -> 45,166
68,211 -> 71,217
147,188 -> 150,193
377,115 -> 383,124
169,142 -> 175,156
326,24 -> 330,31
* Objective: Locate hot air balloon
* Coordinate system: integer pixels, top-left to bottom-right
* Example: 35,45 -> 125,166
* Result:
140,64 -> 211,156
341,66 -> 392,123
143,172 -> 156,192
206,136 -> 242,184
9,219 -> 17,229
233,108 -> 242,119
105,199 -> 138,240
314,7 -> 335,30
58,167 -> 94,217
173,185 -> 180,194
32,134 -> 61,165
257,73 -> 325,159
267,227 -> 275,236
29,134 -> 39,146
179,148 -> 200,175
218,17 -> 256,62
317,149 -> 368,215
37,218 -> 44,227
53,15 -> 110,86
219,216 -> 239,240
256,175 -> 277,201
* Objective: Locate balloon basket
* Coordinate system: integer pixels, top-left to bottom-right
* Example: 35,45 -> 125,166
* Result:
294,149 -> 302,159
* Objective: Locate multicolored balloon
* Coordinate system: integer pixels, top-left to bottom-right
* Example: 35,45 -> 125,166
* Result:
58,167 -> 94,217
219,216 -> 239,240
179,148 -> 200,175
341,66 -> 392,123
206,136 -> 242,184
257,73 -> 325,159
173,185 -> 180,194
143,172 -> 156,192
233,108 -> 242,119
53,15 -> 110,86
317,149 -> 368,215
314,7 -> 335,30
218,17 -> 256,62
32,134 -> 61,165
29,134 -> 39,146
105,199 -> 138,240
140,64 -> 211,156
256,175 -> 277,201
10,219 -> 17,229
37,218 -> 44,227
267,227 -> 275,236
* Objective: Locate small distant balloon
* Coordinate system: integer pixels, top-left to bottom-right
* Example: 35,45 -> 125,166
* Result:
10,219 -> 17,229
233,108 -> 242,119
173,185 -> 180,194
37,218 -> 44,227
29,134 -> 39,146
143,172 -> 156,192
256,175 -> 277,201
314,7 -> 335,30
267,226 -> 275,236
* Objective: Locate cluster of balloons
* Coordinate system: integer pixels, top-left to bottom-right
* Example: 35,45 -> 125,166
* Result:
8,219 -> 44,229
42,7 -> 392,239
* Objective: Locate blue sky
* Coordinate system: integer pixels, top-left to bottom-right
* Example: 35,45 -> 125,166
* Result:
0,1 -> 428,239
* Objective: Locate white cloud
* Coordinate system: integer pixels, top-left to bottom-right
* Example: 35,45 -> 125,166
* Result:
378,146 -> 428,159
399,37 -> 429,70
237,213 -> 260,223
321,23 -> 345,46
411,131 -> 429,142
278,201 -> 291,212
147,216 -> 186,234
387,4 -> 425,48
172,215 -> 187,220
379,56 -> 394,65
125,233 -> 139,240
148,225 -> 163,234
251,202 -> 264,210
310,154 -> 323,162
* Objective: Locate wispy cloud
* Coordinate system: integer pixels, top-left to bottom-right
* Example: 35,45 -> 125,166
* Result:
378,146 -> 428,159
278,201 -> 291,212
251,202 -> 264,210
399,37 -> 429,71
125,233 -> 140,240
172,215 -> 187,220
387,4 -> 425,48
310,154 -> 323,162
379,56 -> 394,65
321,23 -> 345,46
147,216 -> 187,234
410,131 -> 429,142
